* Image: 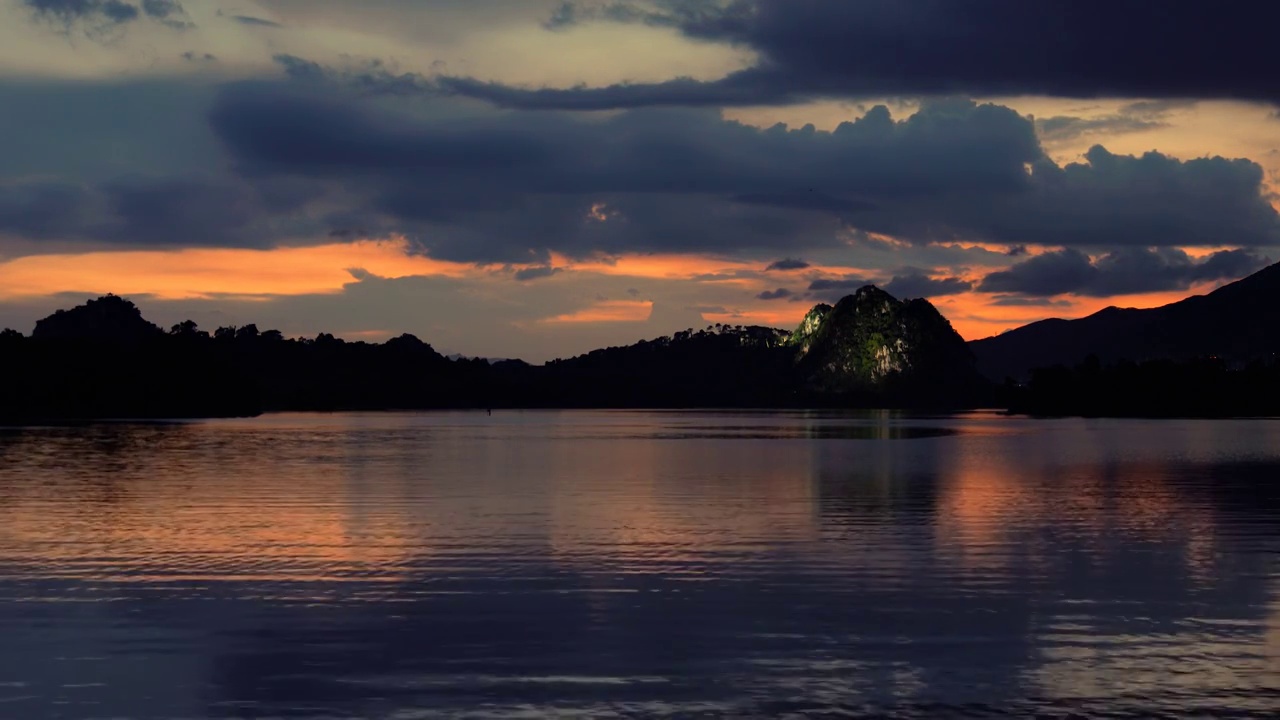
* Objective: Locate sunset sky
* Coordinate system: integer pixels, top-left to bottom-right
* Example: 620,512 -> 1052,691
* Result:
2,0 -> 1279,361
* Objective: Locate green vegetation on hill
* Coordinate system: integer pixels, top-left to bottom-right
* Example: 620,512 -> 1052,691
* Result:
786,286 -> 985,400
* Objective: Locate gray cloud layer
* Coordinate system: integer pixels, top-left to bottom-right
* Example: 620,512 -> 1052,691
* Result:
0,68 -> 1276,298
756,287 -> 792,300
24,0 -> 190,29
979,247 -> 1271,297
882,271 -> 973,299
450,0 -> 1280,110
232,15 -> 283,28
203,83 -> 1280,260
765,258 -> 809,271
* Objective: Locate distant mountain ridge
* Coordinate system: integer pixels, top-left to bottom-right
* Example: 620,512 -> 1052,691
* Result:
12,262 -> 1278,418
0,286 -> 990,419
970,261 -> 1280,381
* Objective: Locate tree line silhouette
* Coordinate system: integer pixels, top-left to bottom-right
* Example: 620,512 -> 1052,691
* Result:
0,296 -> 822,420
4,295 -> 1279,420
1005,355 -> 1280,417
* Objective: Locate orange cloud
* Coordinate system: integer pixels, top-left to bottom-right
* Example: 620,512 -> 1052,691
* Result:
0,232 -> 1249,346
541,300 -> 653,324
0,238 -> 473,300
553,252 -> 759,279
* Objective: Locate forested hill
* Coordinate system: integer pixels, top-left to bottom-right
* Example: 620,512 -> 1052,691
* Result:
0,290 -> 990,420
970,260 -> 1280,382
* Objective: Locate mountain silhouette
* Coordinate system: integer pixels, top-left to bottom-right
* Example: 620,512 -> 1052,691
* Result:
9,273 -> 1280,419
970,261 -> 1280,382
0,287 -> 989,420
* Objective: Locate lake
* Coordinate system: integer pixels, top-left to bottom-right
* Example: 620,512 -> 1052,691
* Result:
1,411 -> 1278,718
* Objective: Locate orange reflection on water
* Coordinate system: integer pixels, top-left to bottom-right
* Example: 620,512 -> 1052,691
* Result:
545,437 -> 818,569
0,427 -> 418,585
935,439 -> 1219,582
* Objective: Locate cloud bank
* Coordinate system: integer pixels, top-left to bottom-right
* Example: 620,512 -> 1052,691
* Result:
455,0 -> 1280,109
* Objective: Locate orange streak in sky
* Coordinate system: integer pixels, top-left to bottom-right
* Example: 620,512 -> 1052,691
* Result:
720,281 -> 1227,340
935,284 -> 1223,341
0,235 -> 1249,343
0,238 -> 473,300
541,300 -> 653,324
553,253 -> 759,278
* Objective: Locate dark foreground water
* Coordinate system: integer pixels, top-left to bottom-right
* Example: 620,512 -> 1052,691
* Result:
1,411 -> 1279,719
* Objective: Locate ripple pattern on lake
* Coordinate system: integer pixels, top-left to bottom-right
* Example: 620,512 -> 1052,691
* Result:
1,411 -> 1279,718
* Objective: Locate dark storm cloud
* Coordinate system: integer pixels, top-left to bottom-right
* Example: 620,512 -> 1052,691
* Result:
988,296 -> 1073,307
0,81 -> 223,182
731,191 -> 877,214
4,76 -> 1278,269
140,0 -> 191,28
978,248 -> 1271,297
212,84 -> 557,175
882,271 -> 973,299
0,181 -> 98,240
876,145 -> 1280,250
205,88 -> 1050,260
806,270 -> 973,301
24,0 -> 139,24
513,265 -> 562,281
756,287 -> 792,300
140,0 -> 178,16
765,258 -> 809,271
434,73 -> 771,110
247,57 -> 1280,252
0,175 -> 329,248
438,0 -> 1280,110
1120,100 -> 1200,117
211,89 -> 1042,198
23,0 -> 191,28
806,276 -> 871,302
543,0 -> 695,30
1032,94 -> 1190,146
232,15 -> 284,28
1035,115 -> 1166,144
102,177 -> 286,245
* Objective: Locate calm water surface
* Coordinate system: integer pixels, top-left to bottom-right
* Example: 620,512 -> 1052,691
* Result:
1,411 -> 1279,718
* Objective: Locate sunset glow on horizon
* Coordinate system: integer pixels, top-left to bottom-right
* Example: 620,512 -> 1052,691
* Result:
0,237 -> 1252,347
0,0 -> 1277,360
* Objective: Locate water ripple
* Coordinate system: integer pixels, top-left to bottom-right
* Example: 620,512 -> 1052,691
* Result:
0,411 -> 1278,718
